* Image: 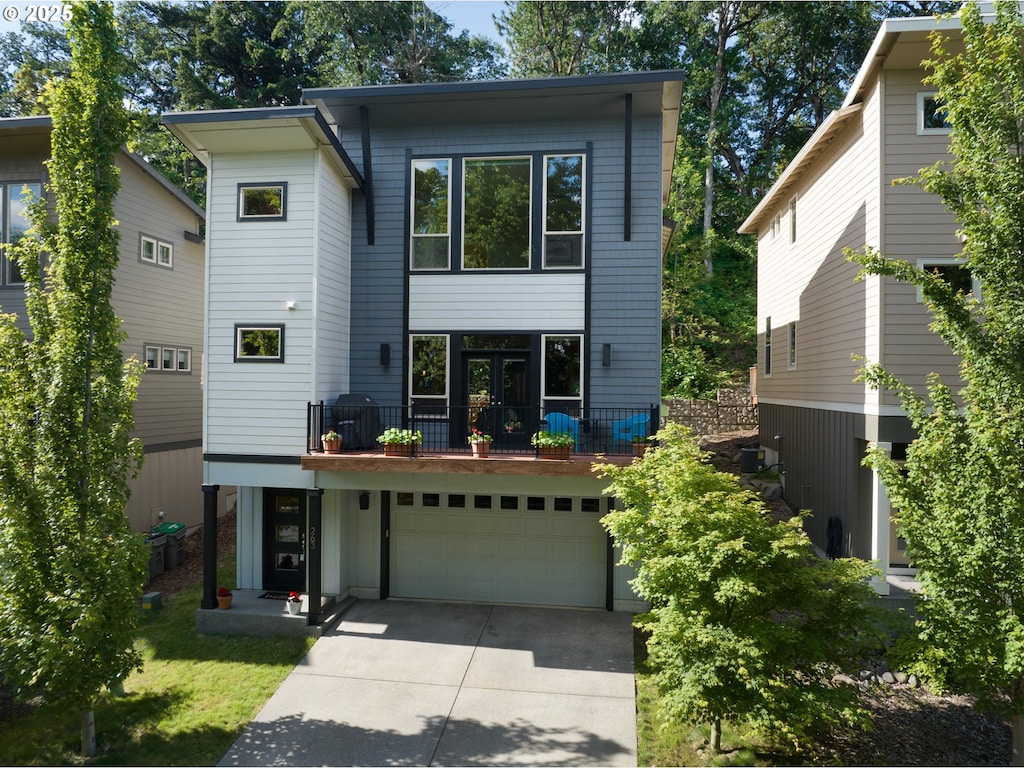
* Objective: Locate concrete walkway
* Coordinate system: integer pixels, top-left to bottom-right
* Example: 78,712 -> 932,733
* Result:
219,600 -> 637,766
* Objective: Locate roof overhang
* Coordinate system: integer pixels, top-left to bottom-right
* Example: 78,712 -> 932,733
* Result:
305,71 -> 684,206
738,103 -> 862,235
162,106 -> 364,190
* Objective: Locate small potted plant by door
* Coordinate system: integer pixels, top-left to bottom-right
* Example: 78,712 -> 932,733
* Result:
286,590 -> 302,615
377,428 -> 422,457
467,428 -> 493,458
531,430 -> 575,460
322,429 -> 342,454
216,586 -> 233,610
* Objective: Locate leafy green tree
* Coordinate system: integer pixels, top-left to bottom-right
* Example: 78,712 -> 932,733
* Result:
849,1 -> 1024,760
297,0 -> 506,85
599,423 -> 883,754
0,2 -> 146,757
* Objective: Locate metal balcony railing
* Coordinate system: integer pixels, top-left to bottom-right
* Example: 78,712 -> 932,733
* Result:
306,401 -> 659,457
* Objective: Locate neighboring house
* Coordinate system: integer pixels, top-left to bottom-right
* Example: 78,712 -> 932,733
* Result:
738,12 -> 971,590
0,116 -> 208,532
163,70 -> 682,616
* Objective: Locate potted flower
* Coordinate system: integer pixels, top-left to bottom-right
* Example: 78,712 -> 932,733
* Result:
531,430 -> 575,460
286,590 -> 302,615
377,427 -> 423,457
321,429 -> 342,454
217,586 -> 233,610
504,419 -> 522,433
632,435 -> 655,457
467,428 -> 493,458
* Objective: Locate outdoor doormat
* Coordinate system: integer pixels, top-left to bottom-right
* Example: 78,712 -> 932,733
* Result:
258,592 -> 291,600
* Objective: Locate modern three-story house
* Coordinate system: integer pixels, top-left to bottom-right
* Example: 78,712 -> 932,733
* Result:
165,70 -> 683,619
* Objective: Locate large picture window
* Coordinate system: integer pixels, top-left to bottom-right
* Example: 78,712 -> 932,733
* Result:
463,157 -> 531,270
411,159 -> 450,269
543,155 -> 584,268
2,182 -> 41,285
410,334 -> 449,411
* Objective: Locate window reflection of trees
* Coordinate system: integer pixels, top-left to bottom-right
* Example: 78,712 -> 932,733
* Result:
545,336 -> 581,397
412,160 -> 449,268
412,336 -> 447,396
463,158 -> 530,269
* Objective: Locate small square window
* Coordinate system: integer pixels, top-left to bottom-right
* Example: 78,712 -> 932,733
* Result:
527,497 -> 546,511
473,495 -> 492,509
918,93 -> 951,135
581,498 -> 601,513
448,494 -> 466,508
235,324 -> 285,362
553,498 -> 573,512
423,493 -> 440,507
396,492 -> 414,506
239,183 -> 287,220
500,496 -> 519,510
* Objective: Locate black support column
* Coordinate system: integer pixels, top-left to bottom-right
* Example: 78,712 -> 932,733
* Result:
306,488 -> 323,626
201,484 -> 220,609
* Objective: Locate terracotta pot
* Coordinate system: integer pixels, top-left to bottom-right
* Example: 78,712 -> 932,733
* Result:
632,442 -> 649,457
216,595 -> 232,610
538,445 -> 572,460
323,437 -> 342,454
471,441 -> 491,458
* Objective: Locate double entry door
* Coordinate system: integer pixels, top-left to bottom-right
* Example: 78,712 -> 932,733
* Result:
463,352 -> 533,449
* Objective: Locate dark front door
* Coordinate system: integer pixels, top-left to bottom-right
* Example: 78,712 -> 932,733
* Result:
464,352 -> 531,449
263,489 -> 306,592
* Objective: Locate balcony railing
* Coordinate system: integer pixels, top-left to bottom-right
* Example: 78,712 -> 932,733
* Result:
306,401 -> 659,457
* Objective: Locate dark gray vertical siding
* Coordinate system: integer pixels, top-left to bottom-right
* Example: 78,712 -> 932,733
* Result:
759,403 -> 870,559
343,114 -> 663,409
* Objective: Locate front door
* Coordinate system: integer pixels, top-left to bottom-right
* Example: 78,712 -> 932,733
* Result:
263,489 -> 306,592
464,353 -> 531,449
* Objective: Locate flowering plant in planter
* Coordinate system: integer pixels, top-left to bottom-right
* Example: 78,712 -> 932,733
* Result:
217,586 -> 232,597
322,429 -> 340,442
467,428 -> 493,444
530,431 -> 576,447
287,591 -> 301,604
377,428 -> 422,445
504,419 -> 522,432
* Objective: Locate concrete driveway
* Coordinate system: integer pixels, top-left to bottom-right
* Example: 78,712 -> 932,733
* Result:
219,600 -> 637,766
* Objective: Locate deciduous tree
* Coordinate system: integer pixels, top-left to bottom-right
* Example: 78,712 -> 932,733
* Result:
0,2 -> 146,757
598,423 -> 883,754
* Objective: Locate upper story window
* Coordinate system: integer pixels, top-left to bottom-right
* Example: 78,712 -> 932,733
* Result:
140,233 -> 174,269
543,155 -> 584,268
918,93 -> 950,135
916,257 -> 979,302
2,182 -> 41,286
145,344 -> 192,373
410,152 -> 587,272
234,324 -> 285,362
411,160 -> 450,269
238,183 -> 287,221
788,196 -> 797,244
464,157 -> 531,270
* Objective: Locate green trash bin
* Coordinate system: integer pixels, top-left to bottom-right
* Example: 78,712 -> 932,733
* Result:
153,522 -> 186,569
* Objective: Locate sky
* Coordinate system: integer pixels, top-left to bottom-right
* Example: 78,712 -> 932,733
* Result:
0,1 -> 509,40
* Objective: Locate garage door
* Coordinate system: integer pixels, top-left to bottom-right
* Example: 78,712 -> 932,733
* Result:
390,492 -> 607,608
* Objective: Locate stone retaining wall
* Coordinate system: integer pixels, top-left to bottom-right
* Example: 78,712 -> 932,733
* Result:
662,387 -> 758,435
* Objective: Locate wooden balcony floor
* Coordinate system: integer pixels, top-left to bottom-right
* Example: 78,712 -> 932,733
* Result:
301,450 -> 635,477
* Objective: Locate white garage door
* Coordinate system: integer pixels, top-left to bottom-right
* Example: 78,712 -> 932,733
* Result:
390,492 -> 607,608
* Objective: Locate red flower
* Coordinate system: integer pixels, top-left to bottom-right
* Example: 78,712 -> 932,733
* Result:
217,586 -> 231,597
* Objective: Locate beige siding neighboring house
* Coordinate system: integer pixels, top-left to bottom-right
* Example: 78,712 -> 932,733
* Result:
0,116 -> 207,532
739,12 -> 974,588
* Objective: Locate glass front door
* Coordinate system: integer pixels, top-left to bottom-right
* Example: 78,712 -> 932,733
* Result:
464,353 -> 531,449
263,490 -> 306,591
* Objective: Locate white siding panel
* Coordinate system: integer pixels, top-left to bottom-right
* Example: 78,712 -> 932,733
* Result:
409,273 -> 585,331
314,150 -> 352,402
205,151 -> 318,455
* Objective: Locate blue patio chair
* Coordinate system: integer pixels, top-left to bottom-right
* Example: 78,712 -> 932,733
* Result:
612,413 -> 650,446
542,412 -> 579,449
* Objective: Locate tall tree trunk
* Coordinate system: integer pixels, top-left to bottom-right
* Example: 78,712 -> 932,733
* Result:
81,707 -> 96,757
703,3 -> 733,278
710,718 -> 722,754
1013,713 -> 1024,766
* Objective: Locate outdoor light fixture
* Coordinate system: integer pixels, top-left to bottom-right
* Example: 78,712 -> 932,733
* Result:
602,343 -> 612,367
359,492 -> 370,510
379,343 -> 390,366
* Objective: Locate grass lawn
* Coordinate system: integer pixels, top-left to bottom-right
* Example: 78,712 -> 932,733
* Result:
0,549 -> 314,766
